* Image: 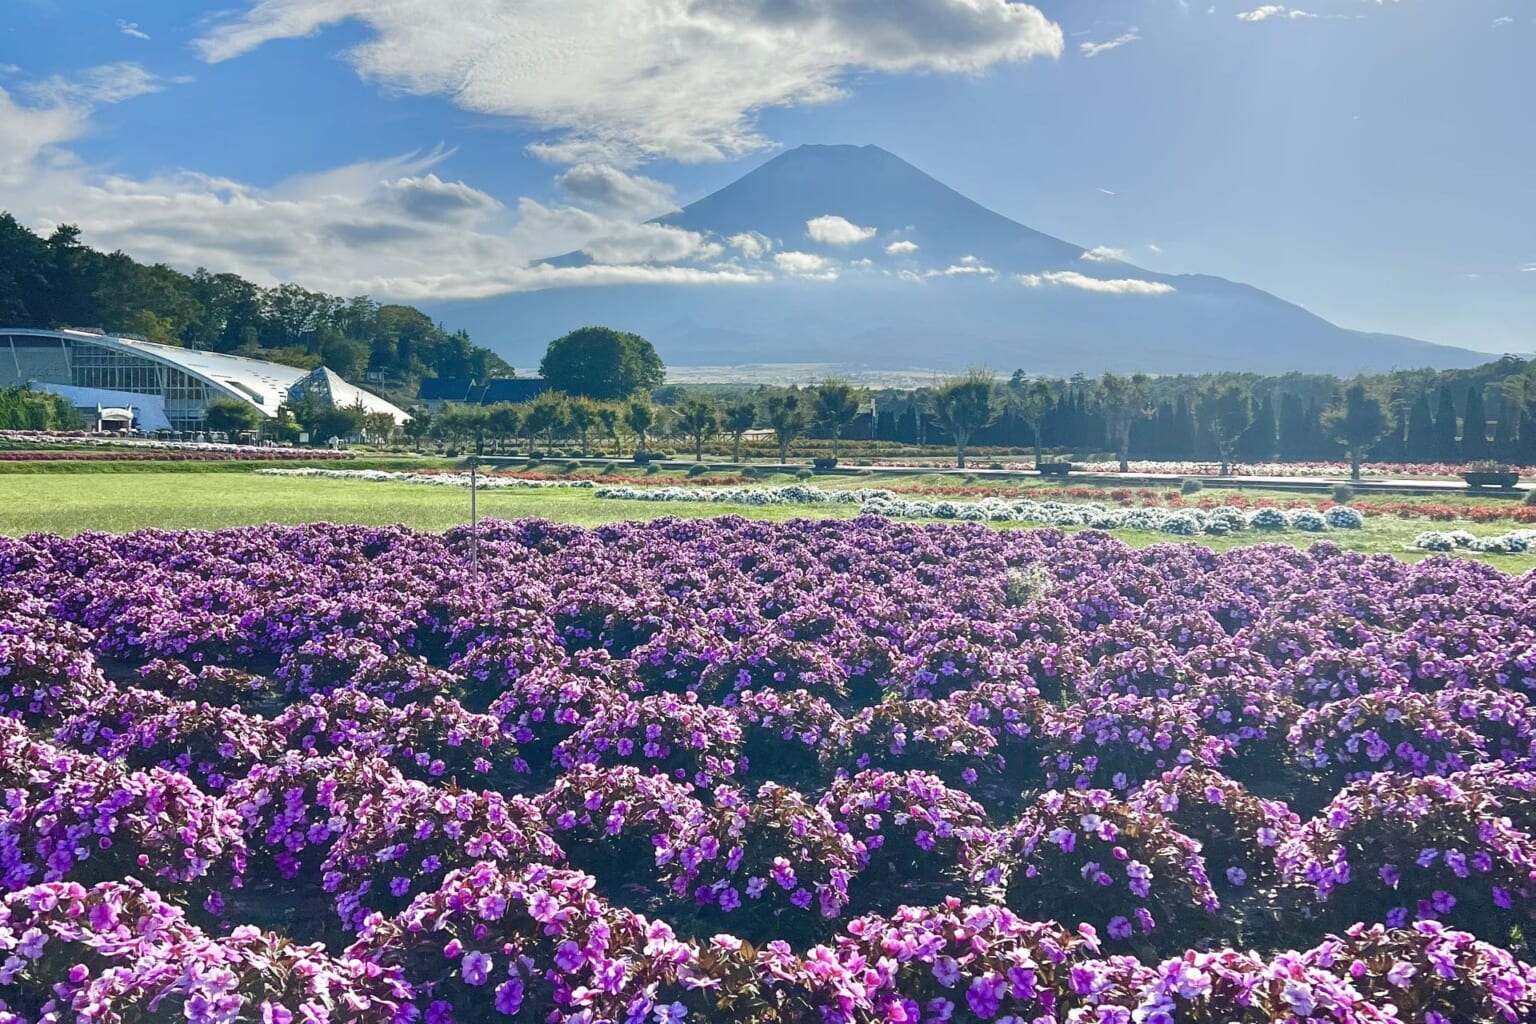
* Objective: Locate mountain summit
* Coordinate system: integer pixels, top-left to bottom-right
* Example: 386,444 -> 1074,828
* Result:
655,144 -> 1084,272
437,144 -> 1481,375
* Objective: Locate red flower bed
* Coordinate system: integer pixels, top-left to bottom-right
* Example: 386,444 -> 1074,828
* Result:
0,449 -> 354,463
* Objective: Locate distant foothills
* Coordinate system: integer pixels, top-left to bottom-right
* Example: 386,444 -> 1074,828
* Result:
5,206 -> 1536,475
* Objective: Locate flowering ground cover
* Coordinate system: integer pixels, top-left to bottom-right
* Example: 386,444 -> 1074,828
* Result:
4,517 -> 1536,1021
0,432 -> 355,461
871,459 -> 1536,479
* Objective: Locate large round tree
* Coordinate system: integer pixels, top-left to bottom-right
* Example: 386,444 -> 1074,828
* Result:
538,326 -> 666,401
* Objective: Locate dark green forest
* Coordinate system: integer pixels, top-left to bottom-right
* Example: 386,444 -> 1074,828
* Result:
842,362 -> 1536,466
0,214 -> 510,393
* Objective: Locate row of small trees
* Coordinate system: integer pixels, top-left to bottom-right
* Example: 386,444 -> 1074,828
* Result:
421,381 -> 869,463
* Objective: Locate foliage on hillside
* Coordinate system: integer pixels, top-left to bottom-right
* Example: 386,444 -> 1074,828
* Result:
0,214 -> 510,388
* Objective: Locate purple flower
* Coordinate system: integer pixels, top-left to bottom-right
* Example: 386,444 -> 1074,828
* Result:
462,951 -> 493,986
554,940 -> 586,972
966,975 -> 1005,1018
494,977 -> 525,1015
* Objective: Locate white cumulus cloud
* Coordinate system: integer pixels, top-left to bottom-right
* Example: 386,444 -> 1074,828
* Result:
193,0 -> 1062,164
1018,271 -> 1175,295
728,232 -> 773,259
885,239 -> 920,255
806,214 -> 878,246
555,163 -> 677,216
775,250 -> 838,280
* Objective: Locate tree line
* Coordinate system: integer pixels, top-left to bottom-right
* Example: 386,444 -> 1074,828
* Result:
417,365 -> 1536,479
0,213 -> 509,389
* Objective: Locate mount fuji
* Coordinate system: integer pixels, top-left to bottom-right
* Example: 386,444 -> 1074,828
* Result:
430,144 -> 1482,377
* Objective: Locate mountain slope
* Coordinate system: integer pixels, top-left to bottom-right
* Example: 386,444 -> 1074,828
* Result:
432,145 -> 1482,375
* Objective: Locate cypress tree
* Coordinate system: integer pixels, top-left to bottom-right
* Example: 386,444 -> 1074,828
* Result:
1404,393 -> 1435,464
1462,386 -> 1490,461
1237,393 -> 1277,462
1434,385 -> 1460,462
1493,396 -> 1518,460
1172,395 -> 1197,459
1277,394 -> 1308,461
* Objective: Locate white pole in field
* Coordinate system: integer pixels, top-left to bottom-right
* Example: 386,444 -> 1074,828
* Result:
469,428 -> 480,573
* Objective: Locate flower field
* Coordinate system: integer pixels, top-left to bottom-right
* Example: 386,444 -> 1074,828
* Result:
4,517 -> 1536,1022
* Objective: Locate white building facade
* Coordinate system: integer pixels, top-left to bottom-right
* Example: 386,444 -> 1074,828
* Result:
1,328 -> 408,432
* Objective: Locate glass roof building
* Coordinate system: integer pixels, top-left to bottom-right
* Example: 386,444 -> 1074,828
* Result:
1,328 -> 408,432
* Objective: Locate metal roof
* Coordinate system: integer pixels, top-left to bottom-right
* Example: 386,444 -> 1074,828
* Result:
291,366 -> 412,424
6,329 -> 406,422
37,329 -> 307,415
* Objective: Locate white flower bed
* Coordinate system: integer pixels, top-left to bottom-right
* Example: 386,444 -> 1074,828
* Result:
594,484 -> 894,506
256,468 -> 594,489
1413,528 -> 1536,554
594,484 -> 1360,536
858,496 -> 1356,535
0,431 -> 337,457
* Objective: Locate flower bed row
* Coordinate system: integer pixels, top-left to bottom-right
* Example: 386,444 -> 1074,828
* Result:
1413,529 -> 1536,555
0,430 -> 354,458
256,467 -> 597,488
592,484 -> 1366,534
872,458 -> 1534,479
0,448 -> 354,463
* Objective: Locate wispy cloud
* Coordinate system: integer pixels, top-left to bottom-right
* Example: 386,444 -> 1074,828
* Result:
1018,271 -> 1175,295
1081,246 -> 1127,263
1080,29 -> 1141,58
1493,16 -> 1514,26
116,20 -> 151,41
1237,6 -> 1314,22
930,255 -> 997,278
1097,187 -> 1117,197
23,63 -> 178,106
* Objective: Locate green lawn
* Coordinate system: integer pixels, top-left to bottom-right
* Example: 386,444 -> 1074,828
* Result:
2,470 -> 1532,573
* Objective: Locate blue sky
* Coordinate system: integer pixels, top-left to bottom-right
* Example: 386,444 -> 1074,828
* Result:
1,0 -> 1531,354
